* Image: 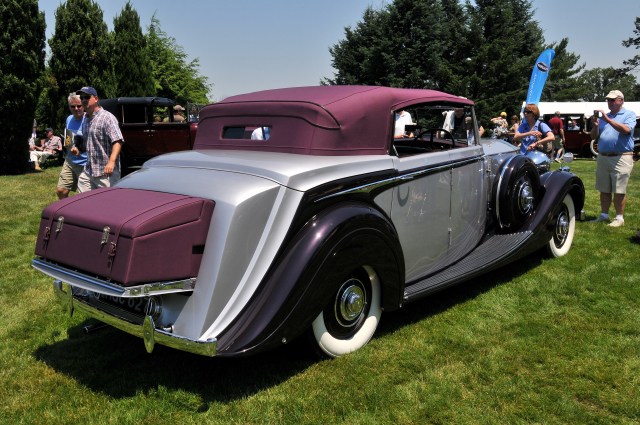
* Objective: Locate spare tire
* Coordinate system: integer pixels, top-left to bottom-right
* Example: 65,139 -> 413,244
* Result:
493,156 -> 540,231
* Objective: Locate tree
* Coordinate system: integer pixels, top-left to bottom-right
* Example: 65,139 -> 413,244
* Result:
464,0 -> 544,125
0,0 -> 46,175
577,67 -> 638,102
112,2 -> 154,97
323,0 -> 556,126
323,1 -> 452,89
47,0 -> 114,133
146,15 -> 210,105
619,17 -> 640,75
540,38 -> 585,101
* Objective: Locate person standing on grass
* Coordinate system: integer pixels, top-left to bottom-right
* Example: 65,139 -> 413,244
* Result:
57,93 -> 86,199
548,111 -> 565,163
75,86 -> 124,191
589,90 -> 636,228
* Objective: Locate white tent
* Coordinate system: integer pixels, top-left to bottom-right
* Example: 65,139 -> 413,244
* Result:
523,101 -> 640,119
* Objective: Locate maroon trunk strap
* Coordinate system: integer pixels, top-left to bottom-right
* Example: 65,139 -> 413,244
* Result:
42,188 -> 119,258
106,197 -> 197,280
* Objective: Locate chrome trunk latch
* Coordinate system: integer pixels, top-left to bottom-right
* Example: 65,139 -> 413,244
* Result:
56,216 -> 64,233
101,226 -> 110,244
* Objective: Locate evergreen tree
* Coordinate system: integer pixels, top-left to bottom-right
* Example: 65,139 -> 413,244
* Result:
146,15 -> 210,105
464,0 -> 544,125
0,0 -> 46,175
619,17 -> 640,75
47,0 -> 114,133
540,38 -> 585,101
112,2 -> 154,97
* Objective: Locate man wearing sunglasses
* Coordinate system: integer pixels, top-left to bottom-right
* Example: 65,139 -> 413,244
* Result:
57,93 -> 86,199
590,90 -> 637,227
74,86 -> 124,191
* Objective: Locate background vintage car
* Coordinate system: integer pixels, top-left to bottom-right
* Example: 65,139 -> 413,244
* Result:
33,86 -> 584,359
537,101 -> 640,158
100,97 -> 205,175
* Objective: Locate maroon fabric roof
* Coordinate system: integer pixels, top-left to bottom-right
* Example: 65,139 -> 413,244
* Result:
194,86 -> 474,156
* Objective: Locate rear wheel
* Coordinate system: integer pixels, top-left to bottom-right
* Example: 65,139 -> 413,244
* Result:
310,265 -> 381,358
547,194 -> 575,258
590,139 -> 599,157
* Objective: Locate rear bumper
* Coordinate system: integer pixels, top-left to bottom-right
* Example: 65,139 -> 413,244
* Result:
52,280 -> 217,357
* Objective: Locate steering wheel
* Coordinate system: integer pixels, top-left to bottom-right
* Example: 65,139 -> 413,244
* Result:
409,128 -> 456,149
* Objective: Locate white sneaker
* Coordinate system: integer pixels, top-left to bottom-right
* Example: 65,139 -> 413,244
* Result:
590,215 -> 610,223
609,217 -> 625,227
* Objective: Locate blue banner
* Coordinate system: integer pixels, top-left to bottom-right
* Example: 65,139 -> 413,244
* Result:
525,48 -> 555,105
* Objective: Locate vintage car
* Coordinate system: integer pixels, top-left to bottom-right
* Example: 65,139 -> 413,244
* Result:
32,86 -> 585,358
100,97 -> 205,175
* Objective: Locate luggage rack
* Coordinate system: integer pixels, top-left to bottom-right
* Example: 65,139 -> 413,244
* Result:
32,257 -> 196,297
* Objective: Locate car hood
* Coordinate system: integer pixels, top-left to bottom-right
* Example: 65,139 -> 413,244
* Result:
142,150 -> 396,192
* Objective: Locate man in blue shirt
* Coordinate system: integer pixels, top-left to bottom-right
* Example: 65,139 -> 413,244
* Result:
589,90 -> 637,227
56,93 -> 87,199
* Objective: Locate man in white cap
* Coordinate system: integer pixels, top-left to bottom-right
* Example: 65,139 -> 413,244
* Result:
589,90 -> 637,227
173,105 -> 186,122
73,86 -> 124,190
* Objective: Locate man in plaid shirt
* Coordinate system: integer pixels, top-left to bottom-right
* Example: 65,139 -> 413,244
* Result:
74,87 -> 124,191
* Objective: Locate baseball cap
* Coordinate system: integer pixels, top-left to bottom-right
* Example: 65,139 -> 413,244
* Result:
605,90 -> 624,100
45,128 -> 53,133
76,86 -> 98,97
500,112 -> 506,117
175,105 -> 184,111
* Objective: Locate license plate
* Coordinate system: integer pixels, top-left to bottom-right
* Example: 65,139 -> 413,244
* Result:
91,291 -> 150,317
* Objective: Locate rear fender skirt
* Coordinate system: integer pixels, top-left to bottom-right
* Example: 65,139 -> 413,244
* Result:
215,202 -> 404,357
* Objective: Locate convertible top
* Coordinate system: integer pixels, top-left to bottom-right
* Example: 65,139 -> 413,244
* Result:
194,86 -> 473,155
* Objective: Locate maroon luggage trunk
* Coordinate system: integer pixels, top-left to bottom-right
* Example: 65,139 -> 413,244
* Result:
35,188 -> 215,286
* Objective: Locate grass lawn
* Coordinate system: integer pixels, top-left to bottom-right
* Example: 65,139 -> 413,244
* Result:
1,159 -> 639,424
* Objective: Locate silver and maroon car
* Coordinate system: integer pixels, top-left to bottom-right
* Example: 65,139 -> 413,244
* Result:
32,86 -> 584,358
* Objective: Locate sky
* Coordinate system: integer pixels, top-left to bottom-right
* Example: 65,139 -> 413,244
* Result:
37,0 -> 640,101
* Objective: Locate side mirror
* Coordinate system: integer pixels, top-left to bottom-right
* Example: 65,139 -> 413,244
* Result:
562,152 -> 574,164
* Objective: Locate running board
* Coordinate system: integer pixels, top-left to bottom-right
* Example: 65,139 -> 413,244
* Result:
404,231 -> 532,302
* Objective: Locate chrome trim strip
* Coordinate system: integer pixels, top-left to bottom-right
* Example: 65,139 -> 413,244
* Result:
32,257 -> 196,297
317,156 -> 483,202
495,155 -> 517,229
53,281 -> 216,357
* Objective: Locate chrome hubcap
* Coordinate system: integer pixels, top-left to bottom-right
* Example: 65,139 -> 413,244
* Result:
335,279 -> 367,327
554,209 -> 569,247
517,181 -> 534,214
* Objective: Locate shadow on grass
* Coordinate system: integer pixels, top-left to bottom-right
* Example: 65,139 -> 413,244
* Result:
32,253 -> 543,409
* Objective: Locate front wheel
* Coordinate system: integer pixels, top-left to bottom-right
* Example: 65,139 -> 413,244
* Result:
547,194 -> 575,258
310,265 -> 381,358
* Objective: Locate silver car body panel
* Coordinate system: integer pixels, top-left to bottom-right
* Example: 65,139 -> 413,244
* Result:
114,150 -> 396,341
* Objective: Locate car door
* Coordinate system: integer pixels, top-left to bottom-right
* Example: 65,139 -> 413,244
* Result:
391,150 -> 452,282
447,145 -> 486,265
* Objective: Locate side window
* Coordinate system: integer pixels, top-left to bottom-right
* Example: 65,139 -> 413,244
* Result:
392,105 -> 476,157
121,104 -> 146,124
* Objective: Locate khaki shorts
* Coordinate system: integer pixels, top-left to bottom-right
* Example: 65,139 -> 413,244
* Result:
57,160 -> 85,192
595,154 -> 633,194
553,134 -> 564,150
77,168 -> 121,192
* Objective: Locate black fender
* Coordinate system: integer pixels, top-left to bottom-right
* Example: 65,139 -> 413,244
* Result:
519,169 -> 584,245
215,201 -> 405,357
493,155 -> 540,232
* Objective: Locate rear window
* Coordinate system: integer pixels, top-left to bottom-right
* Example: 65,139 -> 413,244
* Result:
222,126 -> 271,140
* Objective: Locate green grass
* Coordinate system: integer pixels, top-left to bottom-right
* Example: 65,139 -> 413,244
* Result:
1,160 -> 639,424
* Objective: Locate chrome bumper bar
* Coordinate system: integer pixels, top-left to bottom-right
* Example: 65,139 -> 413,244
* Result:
32,257 -> 196,297
52,280 -> 216,357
